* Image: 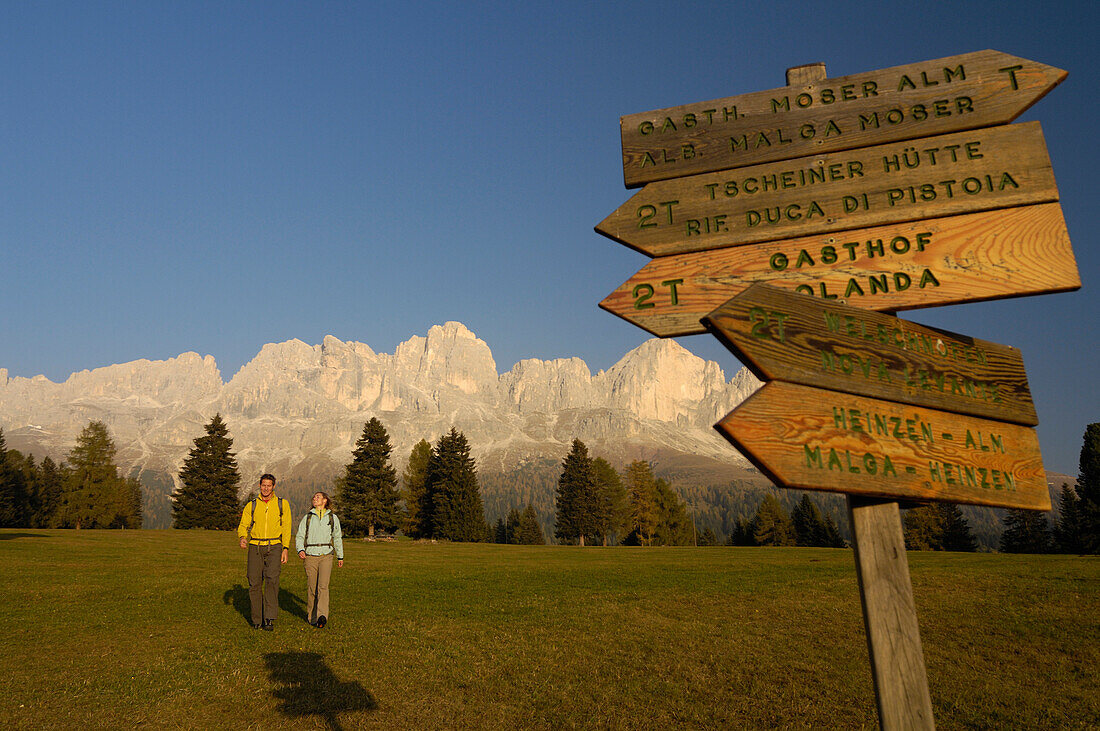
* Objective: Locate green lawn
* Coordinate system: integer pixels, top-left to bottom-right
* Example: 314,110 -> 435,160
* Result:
0,530 -> 1096,730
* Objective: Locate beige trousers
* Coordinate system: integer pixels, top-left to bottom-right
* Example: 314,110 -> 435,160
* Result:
303,553 -> 334,623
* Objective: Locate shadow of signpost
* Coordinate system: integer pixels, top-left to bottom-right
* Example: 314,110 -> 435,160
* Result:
263,652 -> 376,730
223,585 -> 308,626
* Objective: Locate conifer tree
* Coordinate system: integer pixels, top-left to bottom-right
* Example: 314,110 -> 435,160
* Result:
938,503 -> 977,552
505,507 -> 522,544
555,439 -> 599,546
402,439 -> 432,538
1053,483 -> 1083,553
999,509 -> 1052,553
752,494 -> 795,546
625,460 -> 659,546
0,429 -> 30,527
791,494 -> 829,547
493,517 -> 508,544
903,505 -> 943,550
1076,423 -> 1100,553
699,527 -> 719,546
56,421 -> 140,529
173,414 -> 242,530
335,418 -> 401,537
516,503 -> 545,545
592,457 -> 627,545
32,456 -> 63,528
425,428 -> 486,542
653,477 -> 693,546
728,516 -> 756,546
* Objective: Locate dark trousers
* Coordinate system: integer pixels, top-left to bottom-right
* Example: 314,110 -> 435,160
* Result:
247,543 -> 283,625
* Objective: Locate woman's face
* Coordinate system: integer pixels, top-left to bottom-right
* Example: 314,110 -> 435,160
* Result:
312,493 -> 326,509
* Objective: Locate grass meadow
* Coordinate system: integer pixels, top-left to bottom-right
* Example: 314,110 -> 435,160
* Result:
0,529 -> 1096,730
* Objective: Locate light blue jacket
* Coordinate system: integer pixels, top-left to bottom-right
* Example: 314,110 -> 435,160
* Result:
295,508 -> 344,560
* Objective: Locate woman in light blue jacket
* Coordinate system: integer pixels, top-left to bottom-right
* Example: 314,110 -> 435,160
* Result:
295,491 -> 344,628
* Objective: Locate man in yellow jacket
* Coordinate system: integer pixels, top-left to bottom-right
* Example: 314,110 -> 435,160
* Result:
237,473 -> 291,630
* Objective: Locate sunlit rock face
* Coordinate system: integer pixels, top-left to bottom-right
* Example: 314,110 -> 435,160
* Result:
0,322 -> 761,493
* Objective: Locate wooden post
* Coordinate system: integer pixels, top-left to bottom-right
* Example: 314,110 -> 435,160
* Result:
849,497 -> 935,729
787,64 -> 935,731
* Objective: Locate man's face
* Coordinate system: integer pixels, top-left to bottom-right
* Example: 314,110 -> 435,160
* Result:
259,478 -> 275,499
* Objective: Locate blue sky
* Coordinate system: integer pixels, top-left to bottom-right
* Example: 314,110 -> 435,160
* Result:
0,1 -> 1095,475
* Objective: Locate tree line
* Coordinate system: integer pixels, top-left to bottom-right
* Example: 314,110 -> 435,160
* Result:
0,422 -> 143,529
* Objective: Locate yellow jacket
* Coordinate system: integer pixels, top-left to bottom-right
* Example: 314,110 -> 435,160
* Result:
237,496 -> 292,547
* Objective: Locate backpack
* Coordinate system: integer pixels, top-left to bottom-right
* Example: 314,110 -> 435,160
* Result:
304,510 -> 336,552
247,496 -> 285,541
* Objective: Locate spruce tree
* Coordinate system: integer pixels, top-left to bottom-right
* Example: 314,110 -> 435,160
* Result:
699,527 -> 719,546
1053,483 -> 1083,553
939,503 -> 977,552
791,494 -> 829,547
555,439 -> 599,546
592,457 -> 627,545
505,507 -> 522,544
0,429 -> 30,527
1076,423 -> 1100,553
402,439 -> 432,538
752,494 -> 795,546
516,504 -> 545,545
173,414 -> 242,530
33,456 -> 63,528
653,477 -> 693,546
425,428 -> 486,542
728,516 -> 756,546
1000,509 -> 1052,553
56,421 -> 139,529
335,418 -> 401,537
625,460 -> 659,546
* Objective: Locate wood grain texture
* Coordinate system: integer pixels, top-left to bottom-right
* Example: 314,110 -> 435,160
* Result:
621,49 -> 1066,187
599,203 -> 1078,336
848,497 -> 935,731
599,122 -> 1058,257
703,283 -> 1038,424
714,381 -> 1050,510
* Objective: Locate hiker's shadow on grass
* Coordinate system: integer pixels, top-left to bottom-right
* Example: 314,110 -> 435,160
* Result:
264,652 -> 376,731
223,585 -> 308,625
0,532 -> 48,540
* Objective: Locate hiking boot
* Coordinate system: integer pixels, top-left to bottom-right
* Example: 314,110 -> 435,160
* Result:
317,616 -> 327,628
262,619 -> 274,632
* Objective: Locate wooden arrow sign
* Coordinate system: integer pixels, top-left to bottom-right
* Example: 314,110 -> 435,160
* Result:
598,122 -> 1058,257
715,381 -> 1049,510
702,282 -> 1038,425
621,50 -> 1067,187
599,202 -> 1079,337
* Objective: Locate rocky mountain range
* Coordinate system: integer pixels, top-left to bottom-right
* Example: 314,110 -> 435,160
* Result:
0,322 -> 761,508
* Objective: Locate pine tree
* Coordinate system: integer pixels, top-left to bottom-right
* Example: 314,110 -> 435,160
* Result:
494,517 -> 508,544
592,457 -> 627,545
0,429 -> 30,527
699,527 -> 719,546
335,418 -> 401,537
1053,483 -> 1083,553
555,439 -> 599,546
402,439 -> 432,538
625,460 -> 659,546
56,421 -> 140,529
425,428 -> 486,542
939,503 -> 977,552
821,515 -> 847,548
752,494 -> 795,546
791,494 -> 829,547
173,414 -> 242,530
516,504 -> 545,545
1075,423 -> 1100,553
728,516 -> 756,546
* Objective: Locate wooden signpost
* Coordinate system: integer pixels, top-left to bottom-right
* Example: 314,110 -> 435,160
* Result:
600,202 -> 1079,337
621,50 -> 1067,187
600,122 -> 1059,257
596,53 -> 1075,730
702,283 -> 1038,425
